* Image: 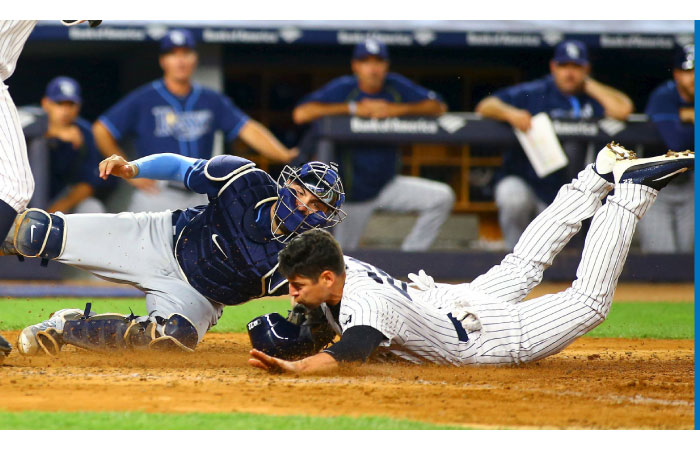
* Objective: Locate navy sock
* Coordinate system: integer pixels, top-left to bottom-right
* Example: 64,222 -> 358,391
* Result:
0,199 -> 18,240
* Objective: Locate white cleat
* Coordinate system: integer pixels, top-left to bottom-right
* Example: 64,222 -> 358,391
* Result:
17,308 -> 84,356
593,142 -> 637,183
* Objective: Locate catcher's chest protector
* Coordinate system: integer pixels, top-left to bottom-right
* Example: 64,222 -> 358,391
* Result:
175,170 -> 286,305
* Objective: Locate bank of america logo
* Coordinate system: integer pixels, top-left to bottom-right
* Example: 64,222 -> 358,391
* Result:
437,115 -> 467,134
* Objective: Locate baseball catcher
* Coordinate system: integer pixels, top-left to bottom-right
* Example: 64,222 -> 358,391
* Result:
247,144 -> 694,373
1,152 -> 345,355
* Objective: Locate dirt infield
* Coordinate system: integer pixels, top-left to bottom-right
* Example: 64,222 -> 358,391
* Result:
0,331 -> 693,429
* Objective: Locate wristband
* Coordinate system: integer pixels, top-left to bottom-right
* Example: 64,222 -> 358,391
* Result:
348,101 -> 357,116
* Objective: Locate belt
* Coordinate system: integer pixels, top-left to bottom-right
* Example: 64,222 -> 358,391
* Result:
447,313 -> 469,342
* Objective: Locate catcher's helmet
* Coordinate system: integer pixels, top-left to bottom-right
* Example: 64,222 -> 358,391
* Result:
271,161 -> 345,242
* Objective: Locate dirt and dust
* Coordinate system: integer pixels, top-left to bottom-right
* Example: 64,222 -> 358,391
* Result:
0,331 -> 693,429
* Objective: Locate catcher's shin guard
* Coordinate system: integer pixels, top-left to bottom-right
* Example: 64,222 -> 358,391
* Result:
61,304 -> 199,353
13,209 -> 66,266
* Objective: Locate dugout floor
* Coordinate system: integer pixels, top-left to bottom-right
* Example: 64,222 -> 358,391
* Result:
0,332 -> 693,429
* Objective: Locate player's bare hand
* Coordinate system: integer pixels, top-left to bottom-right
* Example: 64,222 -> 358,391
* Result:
47,124 -> 84,149
98,154 -> 137,180
507,109 -> 532,132
679,107 -> 694,124
357,99 -> 391,118
248,349 -> 296,373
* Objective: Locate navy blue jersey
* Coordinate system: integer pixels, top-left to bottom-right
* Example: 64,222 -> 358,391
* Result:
493,75 -> 605,203
299,73 -> 442,201
644,80 -> 694,154
98,79 -> 249,159
173,155 -> 287,306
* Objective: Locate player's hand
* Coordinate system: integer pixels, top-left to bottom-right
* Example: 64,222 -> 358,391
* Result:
283,147 -> 300,163
507,109 -> 532,132
407,269 -> 435,291
679,107 -> 694,124
47,124 -> 84,150
98,154 -> 138,180
248,349 -> 297,373
356,99 -> 392,119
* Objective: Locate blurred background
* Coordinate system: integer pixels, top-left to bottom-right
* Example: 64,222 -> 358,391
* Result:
0,20 -> 694,286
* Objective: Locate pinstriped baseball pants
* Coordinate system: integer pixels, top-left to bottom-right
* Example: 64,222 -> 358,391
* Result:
0,83 -> 34,213
462,164 -> 657,364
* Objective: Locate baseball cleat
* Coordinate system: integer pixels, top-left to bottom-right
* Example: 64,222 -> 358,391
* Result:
593,142 -> 637,183
612,150 -> 694,190
0,333 -> 11,362
17,308 -> 85,356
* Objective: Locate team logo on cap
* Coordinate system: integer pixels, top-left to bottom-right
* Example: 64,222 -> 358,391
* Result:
59,81 -> 76,97
366,39 -> 381,54
170,30 -> 186,45
566,42 -> 580,59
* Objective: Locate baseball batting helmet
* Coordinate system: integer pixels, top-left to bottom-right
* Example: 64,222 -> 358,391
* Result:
271,161 -> 346,242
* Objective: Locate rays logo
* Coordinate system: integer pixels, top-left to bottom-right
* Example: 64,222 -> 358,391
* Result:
152,107 -> 213,141
566,42 -> 580,59
59,81 -> 76,97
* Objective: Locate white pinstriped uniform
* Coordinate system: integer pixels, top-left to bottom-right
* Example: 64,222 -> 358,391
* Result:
0,20 -> 37,213
322,164 -> 657,365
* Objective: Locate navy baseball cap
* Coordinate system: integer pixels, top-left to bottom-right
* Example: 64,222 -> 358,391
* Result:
353,38 -> 389,61
552,40 -> 589,66
674,44 -> 694,70
44,76 -> 82,104
160,28 -> 196,53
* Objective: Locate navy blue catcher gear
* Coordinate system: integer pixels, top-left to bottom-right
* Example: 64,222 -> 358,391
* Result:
13,209 -> 66,266
247,313 -> 316,360
61,303 -> 199,353
272,162 -> 346,242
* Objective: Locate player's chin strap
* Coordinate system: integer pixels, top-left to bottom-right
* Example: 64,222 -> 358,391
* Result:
46,303 -> 200,354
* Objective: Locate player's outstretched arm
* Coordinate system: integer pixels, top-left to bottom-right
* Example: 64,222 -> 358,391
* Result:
237,120 -> 298,163
248,349 -> 339,374
99,153 -> 197,183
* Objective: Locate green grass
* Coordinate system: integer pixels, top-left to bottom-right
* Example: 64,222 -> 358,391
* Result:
0,410 -> 465,430
586,302 -> 694,339
0,298 -> 693,339
0,297 -> 291,333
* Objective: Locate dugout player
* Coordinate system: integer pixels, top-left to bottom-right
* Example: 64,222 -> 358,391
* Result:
292,39 -> 455,252
475,40 -> 634,250
637,44 -> 694,253
248,143 -> 693,372
22,76 -> 111,214
2,152 -> 345,356
93,28 -> 298,213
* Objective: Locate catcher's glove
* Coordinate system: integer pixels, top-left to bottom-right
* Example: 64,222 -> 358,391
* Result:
287,303 -> 337,351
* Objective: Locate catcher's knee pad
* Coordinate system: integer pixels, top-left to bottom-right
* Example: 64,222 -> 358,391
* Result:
13,208 -> 66,264
149,314 -> 199,352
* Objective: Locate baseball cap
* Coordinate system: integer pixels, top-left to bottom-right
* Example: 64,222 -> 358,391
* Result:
552,40 -> 589,66
44,76 -> 82,104
674,44 -> 694,71
353,38 -> 389,61
160,28 -> 196,53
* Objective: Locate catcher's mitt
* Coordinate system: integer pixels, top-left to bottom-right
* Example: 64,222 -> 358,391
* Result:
287,303 -> 337,352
